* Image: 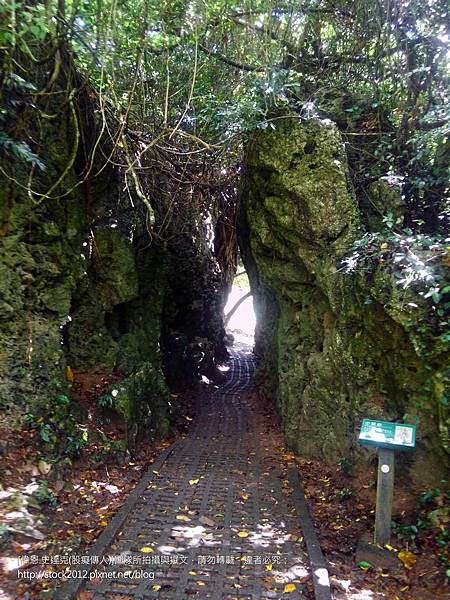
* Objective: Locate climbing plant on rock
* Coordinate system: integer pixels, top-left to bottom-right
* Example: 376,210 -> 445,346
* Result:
1,0 -> 448,231
0,0 -> 448,459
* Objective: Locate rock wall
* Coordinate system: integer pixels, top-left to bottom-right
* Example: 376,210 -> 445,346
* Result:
238,117 -> 448,487
66,226 -> 173,444
0,121 -> 171,448
161,230 -> 228,385
0,88 -> 91,415
0,54 -> 228,448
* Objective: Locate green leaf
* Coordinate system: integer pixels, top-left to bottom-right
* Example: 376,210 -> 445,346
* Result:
40,427 -> 50,442
56,394 -> 70,406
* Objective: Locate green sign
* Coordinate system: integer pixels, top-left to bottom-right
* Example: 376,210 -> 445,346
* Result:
359,419 -> 416,450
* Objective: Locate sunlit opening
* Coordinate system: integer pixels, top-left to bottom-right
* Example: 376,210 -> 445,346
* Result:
224,271 -> 256,344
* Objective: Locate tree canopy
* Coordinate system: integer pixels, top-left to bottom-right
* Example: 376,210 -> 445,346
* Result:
1,0 -> 448,232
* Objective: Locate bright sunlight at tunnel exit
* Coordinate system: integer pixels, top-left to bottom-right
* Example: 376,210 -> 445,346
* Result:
224,271 -> 256,344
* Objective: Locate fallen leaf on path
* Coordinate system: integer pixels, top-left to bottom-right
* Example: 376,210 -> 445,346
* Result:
398,550 -> 416,570
189,479 -> 199,485
385,544 -> 396,552
284,583 -> 297,593
66,366 -> 74,383
38,460 -> 52,475
139,546 -> 154,553
261,576 -> 275,589
237,531 -> 249,538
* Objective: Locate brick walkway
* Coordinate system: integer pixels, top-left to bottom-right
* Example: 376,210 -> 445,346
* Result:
60,344 -> 311,599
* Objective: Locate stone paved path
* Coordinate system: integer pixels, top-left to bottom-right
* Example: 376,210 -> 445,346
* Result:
66,344 -> 311,599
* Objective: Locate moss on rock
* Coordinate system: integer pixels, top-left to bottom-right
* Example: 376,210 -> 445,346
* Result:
109,361 -> 172,448
239,116 -> 449,487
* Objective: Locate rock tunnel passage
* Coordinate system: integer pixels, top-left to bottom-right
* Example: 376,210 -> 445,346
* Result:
55,344 -> 313,600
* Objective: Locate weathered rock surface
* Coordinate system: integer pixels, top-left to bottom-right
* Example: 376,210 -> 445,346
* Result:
0,58 -> 227,448
238,117 -> 448,486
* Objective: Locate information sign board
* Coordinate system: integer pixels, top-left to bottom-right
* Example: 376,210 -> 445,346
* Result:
358,419 -> 416,450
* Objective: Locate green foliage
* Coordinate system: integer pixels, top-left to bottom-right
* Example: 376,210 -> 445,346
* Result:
23,412 -> 35,427
381,210 -> 403,231
97,394 -> 114,409
420,488 -> 445,505
39,423 -> 52,443
90,453 -> 104,465
392,521 -> 423,543
0,524 -> 10,545
342,232 -> 449,317
337,456 -> 352,475
23,398 -> 89,457
0,0 -> 447,231
35,480 -> 58,509
0,2 -> 49,49
56,394 -> 70,406
393,487 -> 449,575
0,70 -> 46,172
210,69 -> 302,137
65,431 -> 88,457
0,132 -> 46,172
341,229 -> 449,453
337,487 -> 352,500
24,414 -> 55,444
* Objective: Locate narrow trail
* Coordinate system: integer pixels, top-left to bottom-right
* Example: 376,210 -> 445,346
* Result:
57,344 -> 316,600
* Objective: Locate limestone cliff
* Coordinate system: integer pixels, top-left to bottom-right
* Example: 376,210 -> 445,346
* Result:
238,117 -> 449,486
0,56 -> 228,449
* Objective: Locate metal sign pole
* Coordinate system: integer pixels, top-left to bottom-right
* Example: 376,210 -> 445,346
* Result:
374,448 -> 395,546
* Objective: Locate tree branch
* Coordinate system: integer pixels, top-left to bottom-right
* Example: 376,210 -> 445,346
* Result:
224,291 -> 252,327
198,43 -> 266,72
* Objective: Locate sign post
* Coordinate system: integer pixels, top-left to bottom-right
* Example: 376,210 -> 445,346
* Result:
358,419 -> 416,546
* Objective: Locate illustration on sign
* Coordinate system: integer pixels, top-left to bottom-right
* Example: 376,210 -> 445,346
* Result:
393,425 -> 413,445
358,419 -> 416,450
